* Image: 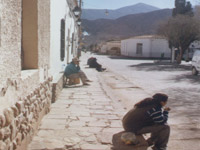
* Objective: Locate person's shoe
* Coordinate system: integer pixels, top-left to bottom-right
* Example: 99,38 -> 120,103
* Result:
146,138 -> 154,147
83,83 -> 90,86
152,146 -> 166,150
86,79 -> 92,82
152,146 -> 159,150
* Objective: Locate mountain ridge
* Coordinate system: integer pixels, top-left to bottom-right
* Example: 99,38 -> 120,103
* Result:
82,9 -> 172,45
82,3 -> 160,20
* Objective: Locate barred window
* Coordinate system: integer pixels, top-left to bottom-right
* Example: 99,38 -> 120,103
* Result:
71,33 -> 74,54
60,19 -> 65,61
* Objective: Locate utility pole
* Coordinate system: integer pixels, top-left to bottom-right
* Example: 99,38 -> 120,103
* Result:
78,0 -> 82,58
79,0 -> 82,10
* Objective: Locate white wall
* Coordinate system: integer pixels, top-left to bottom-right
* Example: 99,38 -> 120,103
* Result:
151,39 -> 171,58
121,38 -> 171,58
101,45 -> 107,53
49,0 -> 78,77
121,39 -> 151,57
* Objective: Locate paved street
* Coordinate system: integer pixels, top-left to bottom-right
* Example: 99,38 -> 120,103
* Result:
91,54 -> 200,150
28,53 -> 200,150
28,56 -> 148,150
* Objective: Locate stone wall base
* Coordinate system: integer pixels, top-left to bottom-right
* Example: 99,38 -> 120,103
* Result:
0,78 -> 52,150
51,73 -> 64,103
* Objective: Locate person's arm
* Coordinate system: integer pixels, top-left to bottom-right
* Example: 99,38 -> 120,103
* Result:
147,107 -> 169,124
76,65 -> 80,71
76,62 -> 81,71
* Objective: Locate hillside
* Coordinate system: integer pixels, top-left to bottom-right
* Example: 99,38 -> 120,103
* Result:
82,9 -> 172,45
82,3 -> 160,20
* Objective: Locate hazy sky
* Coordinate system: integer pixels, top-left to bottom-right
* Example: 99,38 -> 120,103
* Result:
83,0 -> 199,9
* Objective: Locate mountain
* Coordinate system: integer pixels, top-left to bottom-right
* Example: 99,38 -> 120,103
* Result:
82,3 -> 160,20
82,9 -> 172,45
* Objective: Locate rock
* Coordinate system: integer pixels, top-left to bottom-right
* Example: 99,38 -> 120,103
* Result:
28,113 -> 33,122
0,130 -> 4,140
4,138 -> 10,149
3,127 -> 11,140
112,131 -> 148,150
20,124 -> 27,132
3,108 -> 14,127
8,142 -> 13,150
0,141 -> 7,150
10,122 -> 17,140
0,114 -> 6,128
13,140 -> 17,150
17,113 -> 25,123
16,101 -> 24,114
121,132 -> 139,145
16,132 -> 22,145
21,132 -> 26,140
11,106 -> 19,118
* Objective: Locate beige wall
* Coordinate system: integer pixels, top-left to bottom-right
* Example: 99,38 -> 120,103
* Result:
106,41 -> 121,50
0,0 -> 78,149
22,0 -> 38,69
38,0 -> 50,69
0,0 -> 22,80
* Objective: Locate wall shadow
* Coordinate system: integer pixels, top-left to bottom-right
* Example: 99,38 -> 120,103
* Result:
129,62 -> 191,72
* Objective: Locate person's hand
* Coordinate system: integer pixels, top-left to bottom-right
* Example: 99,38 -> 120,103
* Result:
164,107 -> 171,111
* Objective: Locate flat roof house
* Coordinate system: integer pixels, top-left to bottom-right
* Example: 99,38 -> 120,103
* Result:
121,35 -> 171,59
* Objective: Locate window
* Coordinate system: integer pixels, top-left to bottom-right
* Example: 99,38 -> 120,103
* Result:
66,29 -> 70,64
60,19 -> 65,61
71,33 -> 74,55
21,0 -> 38,70
136,43 -> 143,55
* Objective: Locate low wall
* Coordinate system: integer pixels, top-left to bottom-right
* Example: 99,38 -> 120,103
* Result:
0,77 -> 52,150
51,73 -> 64,103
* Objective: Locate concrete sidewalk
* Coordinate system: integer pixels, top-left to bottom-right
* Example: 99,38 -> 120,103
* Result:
28,56 -> 148,150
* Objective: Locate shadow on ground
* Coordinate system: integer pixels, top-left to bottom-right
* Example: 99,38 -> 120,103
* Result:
168,73 -> 200,83
164,87 -> 200,126
109,56 -> 169,61
129,62 -> 191,72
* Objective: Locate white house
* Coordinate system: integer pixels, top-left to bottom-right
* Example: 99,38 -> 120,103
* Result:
121,35 -> 171,58
100,40 -> 121,55
0,0 -> 81,149
50,0 -> 80,77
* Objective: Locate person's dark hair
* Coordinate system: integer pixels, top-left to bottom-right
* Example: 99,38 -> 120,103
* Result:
134,93 -> 168,108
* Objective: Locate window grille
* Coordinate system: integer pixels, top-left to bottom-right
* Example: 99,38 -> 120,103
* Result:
60,19 -> 65,61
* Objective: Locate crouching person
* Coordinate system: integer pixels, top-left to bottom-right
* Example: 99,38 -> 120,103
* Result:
64,58 -> 91,85
122,93 -> 170,150
87,57 -> 106,72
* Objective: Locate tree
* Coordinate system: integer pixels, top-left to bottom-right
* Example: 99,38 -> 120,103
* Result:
172,0 -> 193,17
158,15 -> 200,64
194,5 -> 200,20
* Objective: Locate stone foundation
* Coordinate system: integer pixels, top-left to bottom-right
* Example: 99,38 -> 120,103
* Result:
51,73 -> 64,103
0,77 -> 52,150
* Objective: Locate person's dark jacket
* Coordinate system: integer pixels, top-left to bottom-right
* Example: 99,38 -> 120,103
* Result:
122,105 -> 155,132
64,62 -> 80,76
122,104 -> 169,133
87,57 -> 102,71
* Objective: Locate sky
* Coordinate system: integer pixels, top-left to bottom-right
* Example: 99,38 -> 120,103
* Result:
83,0 -> 199,9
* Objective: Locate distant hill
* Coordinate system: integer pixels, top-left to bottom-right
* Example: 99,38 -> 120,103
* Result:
82,9 -> 172,45
82,3 -> 160,20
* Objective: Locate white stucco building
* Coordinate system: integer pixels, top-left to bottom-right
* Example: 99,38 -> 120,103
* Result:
100,40 -> 121,55
0,0 -> 81,149
121,35 -> 171,58
50,0 -> 80,78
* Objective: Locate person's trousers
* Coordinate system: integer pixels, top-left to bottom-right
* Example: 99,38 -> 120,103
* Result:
68,71 -> 88,84
136,124 -> 170,149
